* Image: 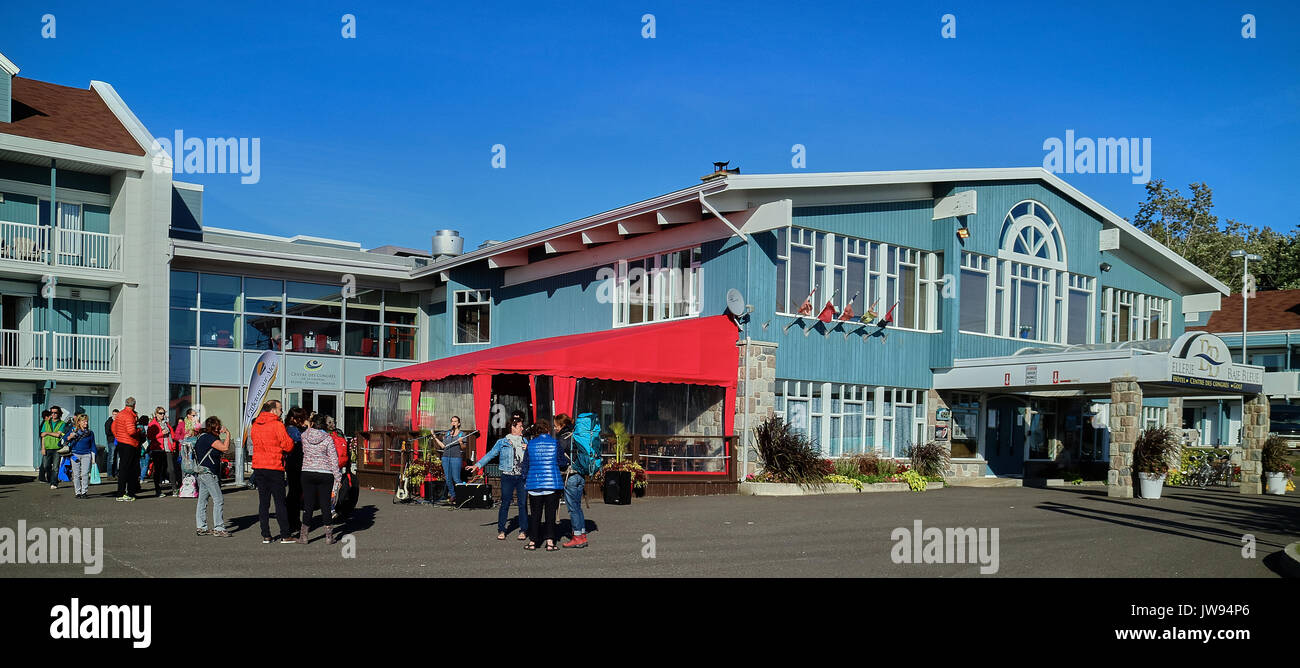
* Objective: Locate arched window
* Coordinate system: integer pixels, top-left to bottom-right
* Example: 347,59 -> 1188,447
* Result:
999,200 -> 1066,270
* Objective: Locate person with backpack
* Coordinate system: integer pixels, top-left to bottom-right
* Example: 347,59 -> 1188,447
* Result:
192,416 -> 232,538
562,412 -> 603,548
472,416 -> 529,541
520,418 -> 568,552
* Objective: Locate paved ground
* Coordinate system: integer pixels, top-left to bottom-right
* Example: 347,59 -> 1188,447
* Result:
0,475 -> 1296,577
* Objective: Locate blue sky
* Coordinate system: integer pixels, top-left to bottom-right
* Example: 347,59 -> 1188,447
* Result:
2,1 -> 1297,250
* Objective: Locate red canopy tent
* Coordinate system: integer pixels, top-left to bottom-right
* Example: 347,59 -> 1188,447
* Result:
364,315 -> 741,465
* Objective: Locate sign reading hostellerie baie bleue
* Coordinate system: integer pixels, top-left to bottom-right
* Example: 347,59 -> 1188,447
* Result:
1167,334 -> 1263,394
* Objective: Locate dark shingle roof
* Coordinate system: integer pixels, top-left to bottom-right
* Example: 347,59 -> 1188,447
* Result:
1188,289 -> 1300,333
2,77 -> 145,156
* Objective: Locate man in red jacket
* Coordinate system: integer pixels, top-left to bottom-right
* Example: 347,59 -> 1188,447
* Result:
250,400 -> 296,544
111,398 -> 142,501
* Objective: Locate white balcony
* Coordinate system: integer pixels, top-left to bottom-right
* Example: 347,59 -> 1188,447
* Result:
0,220 -> 122,272
0,329 -> 46,370
53,333 -> 120,373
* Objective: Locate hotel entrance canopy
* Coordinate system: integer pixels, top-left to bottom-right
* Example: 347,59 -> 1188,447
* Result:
934,332 -> 1265,397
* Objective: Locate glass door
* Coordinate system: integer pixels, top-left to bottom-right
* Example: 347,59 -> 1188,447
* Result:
315,392 -> 340,423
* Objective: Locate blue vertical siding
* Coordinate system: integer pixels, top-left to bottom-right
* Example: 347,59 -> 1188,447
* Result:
83,204 -> 110,234
0,73 -> 10,124
0,192 -> 38,224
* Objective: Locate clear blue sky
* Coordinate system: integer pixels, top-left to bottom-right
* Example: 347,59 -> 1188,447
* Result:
2,1 -> 1297,250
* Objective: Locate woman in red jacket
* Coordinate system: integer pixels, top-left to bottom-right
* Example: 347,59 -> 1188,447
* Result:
147,407 -> 180,497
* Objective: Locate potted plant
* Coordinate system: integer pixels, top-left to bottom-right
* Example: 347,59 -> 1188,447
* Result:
595,423 -> 637,504
1262,435 -> 1293,495
1133,426 -> 1179,499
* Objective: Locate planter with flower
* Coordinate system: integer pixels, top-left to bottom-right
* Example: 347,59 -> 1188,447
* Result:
1133,426 -> 1179,499
591,422 -> 647,503
1262,435 -> 1293,495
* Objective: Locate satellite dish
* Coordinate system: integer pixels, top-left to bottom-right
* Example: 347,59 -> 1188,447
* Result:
725,289 -> 746,317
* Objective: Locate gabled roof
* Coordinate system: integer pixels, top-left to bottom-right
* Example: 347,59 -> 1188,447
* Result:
1187,289 -> 1300,333
1,77 -> 145,156
415,168 -> 1228,296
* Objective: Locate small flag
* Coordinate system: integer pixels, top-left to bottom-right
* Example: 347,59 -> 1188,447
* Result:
877,301 -> 898,327
839,292 -> 859,321
796,288 -> 816,316
817,290 -> 839,323
860,299 -> 879,324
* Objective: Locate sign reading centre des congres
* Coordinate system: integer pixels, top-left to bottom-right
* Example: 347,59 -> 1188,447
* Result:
285,356 -> 342,390
1167,332 -> 1263,394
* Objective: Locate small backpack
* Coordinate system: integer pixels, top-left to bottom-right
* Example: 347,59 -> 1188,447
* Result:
571,413 -> 604,477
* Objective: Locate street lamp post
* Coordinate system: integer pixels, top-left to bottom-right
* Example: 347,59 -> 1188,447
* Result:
1229,250 -> 1262,363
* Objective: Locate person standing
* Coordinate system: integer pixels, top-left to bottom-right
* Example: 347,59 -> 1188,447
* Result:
283,406 -> 308,534
112,398 -> 142,501
473,416 -> 530,541
174,408 -> 199,442
555,414 -> 590,548
147,407 -> 179,497
250,401 -> 296,543
136,414 -> 151,485
521,419 -> 568,552
104,409 -> 119,478
39,406 -> 67,490
298,414 -> 341,545
433,415 -> 468,505
62,413 -> 98,499
193,416 -> 231,538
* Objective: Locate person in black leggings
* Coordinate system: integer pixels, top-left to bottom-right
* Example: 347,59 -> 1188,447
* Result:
297,414 -> 341,544
116,445 -> 141,499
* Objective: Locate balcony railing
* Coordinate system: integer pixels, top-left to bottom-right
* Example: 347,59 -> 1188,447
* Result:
53,333 -> 120,373
0,220 -> 122,272
0,329 -> 47,370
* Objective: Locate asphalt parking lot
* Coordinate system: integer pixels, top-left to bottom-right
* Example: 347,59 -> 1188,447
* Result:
0,476 -> 1295,577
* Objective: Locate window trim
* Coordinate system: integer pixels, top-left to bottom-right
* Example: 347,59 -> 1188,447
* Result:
453,289 -> 492,346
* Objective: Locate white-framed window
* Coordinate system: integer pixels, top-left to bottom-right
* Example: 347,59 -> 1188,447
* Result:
959,251 -> 1093,344
1141,406 -> 1168,430
1100,288 -> 1170,343
774,227 -> 942,331
775,380 -> 926,458
611,246 -> 702,327
454,289 -> 491,344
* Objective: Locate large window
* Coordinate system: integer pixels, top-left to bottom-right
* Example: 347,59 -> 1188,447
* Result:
960,251 -> 1094,344
454,289 -> 491,344
611,247 -> 702,327
170,270 -> 418,360
1101,288 -> 1171,343
775,380 -> 925,458
775,228 -> 942,331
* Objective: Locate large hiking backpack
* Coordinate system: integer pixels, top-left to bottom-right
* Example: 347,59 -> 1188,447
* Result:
179,436 -> 202,475
571,413 -> 604,477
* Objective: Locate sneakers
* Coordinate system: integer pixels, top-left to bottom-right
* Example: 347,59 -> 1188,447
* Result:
50,484 -> 57,490
121,495 -> 135,502
211,530 -> 232,538
196,529 -> 211,536
562,534 -> 589,549
262,537 -> 273,544
279,536 -> 296,544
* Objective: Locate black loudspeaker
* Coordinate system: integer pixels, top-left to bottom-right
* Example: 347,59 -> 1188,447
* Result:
603,470 -> 631,505
455,483 -> 493,509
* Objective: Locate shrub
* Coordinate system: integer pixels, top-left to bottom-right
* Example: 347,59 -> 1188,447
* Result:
752,414 -> 827,486
906,441 -> 951,478
833,458 -> 859,478
877,459 -> 898,477
849,452 -> 879,476
1133,426 -> 1179,475
825,474 -> 864,491
900,469 -> 927,492
1263,435 -> 1292,474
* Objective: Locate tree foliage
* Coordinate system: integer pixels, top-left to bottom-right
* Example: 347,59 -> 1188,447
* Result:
1131,180 -> 1300,292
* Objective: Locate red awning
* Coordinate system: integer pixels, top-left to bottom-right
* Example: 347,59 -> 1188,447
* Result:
368,315 -> 740,387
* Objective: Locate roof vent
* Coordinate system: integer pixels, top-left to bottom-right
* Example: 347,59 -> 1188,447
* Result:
701,161 -> 739,182
478,239 -> 502,250
432,229 -> 464,258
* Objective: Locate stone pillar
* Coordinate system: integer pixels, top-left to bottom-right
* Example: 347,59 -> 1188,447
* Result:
1107,377 -> 1142,498
1165,397 -> 1182,432
736,339 -> 778,477
1239,394 -> 1269,495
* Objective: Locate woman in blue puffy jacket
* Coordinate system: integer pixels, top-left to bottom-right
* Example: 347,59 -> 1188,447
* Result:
520,418 -> 568,552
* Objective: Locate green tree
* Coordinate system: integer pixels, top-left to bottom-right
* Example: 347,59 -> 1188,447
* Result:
1131,180 -> 1300,292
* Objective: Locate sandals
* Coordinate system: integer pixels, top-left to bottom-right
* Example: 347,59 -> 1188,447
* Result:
545,541 -> 558,552
497,532 -> 507,541
524,542 -> 537,551
517,533 -> 529,541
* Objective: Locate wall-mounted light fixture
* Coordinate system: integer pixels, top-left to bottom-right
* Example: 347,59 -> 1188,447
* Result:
1099,262 -> 1112,272
956,227 -> 970,240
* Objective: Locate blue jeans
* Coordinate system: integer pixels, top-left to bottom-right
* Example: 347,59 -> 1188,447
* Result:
105,439 -> 117,477
564,473 -> 586,536
139,450 -> 151,482
498,474 -> 529,534
195,472 -> 225,531
442,457 -> 462,501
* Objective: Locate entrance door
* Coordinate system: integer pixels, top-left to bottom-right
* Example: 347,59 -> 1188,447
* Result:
984,397 -> 1027,476
2,393 -> 34,470
315,392 -> 340,423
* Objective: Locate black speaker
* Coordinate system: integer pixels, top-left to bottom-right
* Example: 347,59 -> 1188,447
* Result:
455,483 -> 493,509
603,470 -> 631,505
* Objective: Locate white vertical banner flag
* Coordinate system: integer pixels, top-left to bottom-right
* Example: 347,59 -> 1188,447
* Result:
237,350 -> 279,485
